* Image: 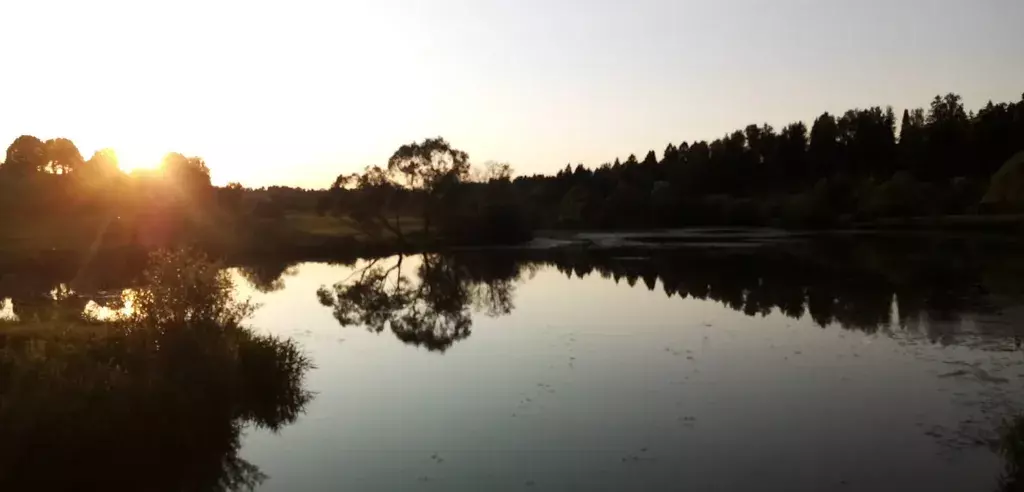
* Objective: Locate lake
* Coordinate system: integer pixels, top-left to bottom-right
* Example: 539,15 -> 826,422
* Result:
2,234 -> 1024,491
234,235 -> 1024,491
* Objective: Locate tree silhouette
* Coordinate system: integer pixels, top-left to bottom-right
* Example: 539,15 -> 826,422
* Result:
898,108 -> 927,175
161,152 -> 212,189
809,112 -> 840,178
2,135 -> 47,175
777,122 -> 809,187
491,91 -> 1024,229
641,150 -> 658,168
82,148 -> 121,179
43,138 -> 84,175
478,161 -> 513,183
1,89 -> 1022,248
386,137 -> 470,234
837,107 -> 896,178
328,166 -> 409,242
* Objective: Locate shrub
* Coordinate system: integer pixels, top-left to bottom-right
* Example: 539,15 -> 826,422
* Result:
778,184 -> 838,228
858,171 -> 929,218
120,248 -> 256,330
440,202 -> 533,245
0,248 -> 312,490
983,151 -> 1024,212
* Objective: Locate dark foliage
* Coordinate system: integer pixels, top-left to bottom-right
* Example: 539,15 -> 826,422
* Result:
3,91 -> 1022,259
316,253 -> 525,352
505,92 -> 1024,229
311,235 -> 1024,352
324,138 -> 533,245
0,249 -> 313,491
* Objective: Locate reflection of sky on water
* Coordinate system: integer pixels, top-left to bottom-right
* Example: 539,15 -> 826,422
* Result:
0,297 -> 16,321
2,244 -> 1022,491
0,284 -> 136,322
82,291 -> 137,321
236,260 -> 1024,492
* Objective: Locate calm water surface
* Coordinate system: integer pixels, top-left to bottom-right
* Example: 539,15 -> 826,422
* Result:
230,242 -> 1024,492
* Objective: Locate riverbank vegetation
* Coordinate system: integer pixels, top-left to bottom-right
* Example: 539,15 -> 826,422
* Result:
2,91 -> 1023,259
0,249 -> 313,490
0,135 -> 529,257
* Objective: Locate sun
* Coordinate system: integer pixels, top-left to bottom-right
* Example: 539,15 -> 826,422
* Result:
115,146 -> 165,173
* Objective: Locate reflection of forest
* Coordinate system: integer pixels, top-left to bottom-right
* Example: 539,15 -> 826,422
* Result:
317,237 -> 1024,350
0,324 -> 312,491
317,254 -> 531,351
3,237 -> 1022,349
3,242 -> 1020,490
536,237 -> 1024,344
0,252 -> 303,320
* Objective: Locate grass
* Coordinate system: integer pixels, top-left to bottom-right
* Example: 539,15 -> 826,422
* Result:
285,212 -> 363,237
0,208 -> 427,260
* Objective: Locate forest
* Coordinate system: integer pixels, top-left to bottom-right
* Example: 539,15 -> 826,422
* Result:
2,91 -> 1024,258
325,91 -> 1024,232
503,92 -> 1024,229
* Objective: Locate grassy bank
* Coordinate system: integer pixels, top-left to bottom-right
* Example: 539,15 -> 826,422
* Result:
0,209 -> 425,258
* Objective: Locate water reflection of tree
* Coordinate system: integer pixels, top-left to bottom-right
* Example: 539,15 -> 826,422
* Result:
315,241 -> 1024,350
317,254 -> 526,351
0,250 -> 313,491
0,250 -> 147,322
237,260 -> 300,293
541,239 -> 1024,343
0,326 -> 311,491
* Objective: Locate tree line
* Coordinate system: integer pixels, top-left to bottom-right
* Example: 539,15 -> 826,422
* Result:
0,135 -> 220,249
0,132 -> 521,252
0,135 -> 344,253
328,92 -> 1024,234
5,90 -> 1024,255
509,92 -> 1024,228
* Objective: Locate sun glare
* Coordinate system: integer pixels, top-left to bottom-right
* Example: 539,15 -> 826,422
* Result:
116,147 -> 165,173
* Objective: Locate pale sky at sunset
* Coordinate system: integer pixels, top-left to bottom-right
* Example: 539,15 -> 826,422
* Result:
1,0 -> 1022,187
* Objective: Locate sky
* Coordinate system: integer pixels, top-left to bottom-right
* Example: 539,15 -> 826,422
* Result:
1,0 -> 1022,187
